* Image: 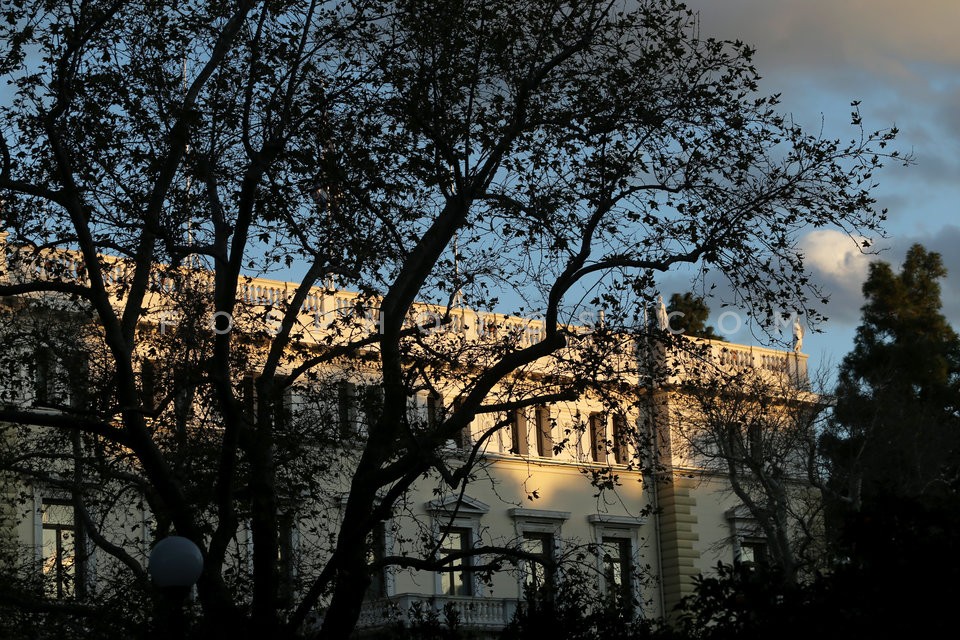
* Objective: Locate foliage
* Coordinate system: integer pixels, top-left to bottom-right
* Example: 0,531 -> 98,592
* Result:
815,243 -> 960,634
501,569 -> 660,640
365,600 -> 475,640
670,513 -> 960,640
666,293 -> 722,341
0,0 -> 900,637
827,244 -> 960,512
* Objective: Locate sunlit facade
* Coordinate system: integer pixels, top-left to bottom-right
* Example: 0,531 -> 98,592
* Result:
0,237 -> 811,631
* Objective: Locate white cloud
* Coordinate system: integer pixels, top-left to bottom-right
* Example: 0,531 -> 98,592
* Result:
798,229 -> 874,322
798,226 -> 960,328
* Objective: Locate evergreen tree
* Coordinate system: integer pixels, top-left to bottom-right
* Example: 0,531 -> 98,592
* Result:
828,244 -> 960,510
667,293 -> 724,341
819,244 -> 960,634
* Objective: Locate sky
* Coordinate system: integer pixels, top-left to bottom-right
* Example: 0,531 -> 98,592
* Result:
672,0 -> 960,375
3,1 -> 957,380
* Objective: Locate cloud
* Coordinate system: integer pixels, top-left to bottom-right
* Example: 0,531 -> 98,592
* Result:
689,0 -> 960,78
799,225 -> 960,329
798,230 -> 873,323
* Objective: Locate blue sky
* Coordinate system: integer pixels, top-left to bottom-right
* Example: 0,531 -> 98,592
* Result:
4,2 -> 956,379
674,0 -> 960,374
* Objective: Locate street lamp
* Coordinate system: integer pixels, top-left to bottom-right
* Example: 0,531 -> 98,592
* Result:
149,536 -> 203,639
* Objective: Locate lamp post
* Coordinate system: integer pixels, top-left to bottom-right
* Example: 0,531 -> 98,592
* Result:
148,536 -> 203,639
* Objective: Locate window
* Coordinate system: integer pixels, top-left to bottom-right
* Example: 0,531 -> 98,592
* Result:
426,392 -> 440,430
535,406 -> 553,458
509,409 -> 528,455
589,412 -> 606,463
274,385 -> 294,429
359,384 -> 384,433
726,505 -> 766,569
41,500 -> 81,599
277,513 -> 296,606
612,413 -> 629,465
588,514 -> 644,613
366,523 -> 387,600
427,494 -> 488,597
439,527 -> 472,596
173,371 -> 196,425
337,380 -> 357,436
241,375 -> 256,417
140,359 -> 159,412
33,347 -> 77,407
747,421 -> 763,462
600,537 -> 632,606
737,540 -> 768,567
508,508 -> 569,601
451,399 -> 472,449
240,375 -> 291,429
521,532 -> 554,596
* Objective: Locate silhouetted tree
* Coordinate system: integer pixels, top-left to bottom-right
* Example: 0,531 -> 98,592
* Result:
0,0 -> 901,637
674,366 -> 829,583
827,244 -> 960,512
667,293 -> 723,340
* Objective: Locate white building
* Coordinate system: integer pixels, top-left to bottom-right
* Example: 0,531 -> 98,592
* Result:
0,241 -> 813,635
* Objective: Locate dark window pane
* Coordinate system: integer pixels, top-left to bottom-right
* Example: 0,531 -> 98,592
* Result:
601,537 -> 631,606
613,413 -> 629,465
42,501 -> 76,599
589,413 -> 606,463
440,527 -> 472,596
522,532 -> 554,596
535,407 -> 552,458
510,410 -> 528,455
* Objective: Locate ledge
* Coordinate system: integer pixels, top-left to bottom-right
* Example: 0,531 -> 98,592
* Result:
587,513 -> 646,526
507,508 -> 571,521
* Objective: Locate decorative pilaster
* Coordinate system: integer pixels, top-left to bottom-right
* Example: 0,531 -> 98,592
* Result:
657,474 -> 700,615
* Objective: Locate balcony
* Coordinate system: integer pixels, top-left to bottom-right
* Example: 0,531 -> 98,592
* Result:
1,240 -> 807,387
357,594 -> 519,631
647,335 -> 809,389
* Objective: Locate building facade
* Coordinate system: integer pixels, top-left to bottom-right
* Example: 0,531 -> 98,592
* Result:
0,241 -> 812,634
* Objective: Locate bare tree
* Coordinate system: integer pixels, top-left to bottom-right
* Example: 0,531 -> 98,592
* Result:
0,0 -> 900,636
671,355 -> 831,582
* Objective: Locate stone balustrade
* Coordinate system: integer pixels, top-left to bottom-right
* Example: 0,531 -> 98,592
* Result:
0,241 -> 808,387
356,593 -> 519,630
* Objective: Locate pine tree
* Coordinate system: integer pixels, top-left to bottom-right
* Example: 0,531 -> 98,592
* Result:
667,292 -> 724,340
829,244 -> 960,510
823,244 -> 960,619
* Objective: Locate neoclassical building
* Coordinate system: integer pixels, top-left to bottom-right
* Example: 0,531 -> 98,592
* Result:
0,239 -> 812,634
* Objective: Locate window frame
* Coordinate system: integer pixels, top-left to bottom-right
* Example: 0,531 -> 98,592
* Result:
726,505 -> 767,567
588,514 -> 645,613
32,346 -> 80,408
36,495 -> 91,600
535,406 -> 553,458
508,508 -> 570,601
450,398 -> 472,449
589,412 -> 607,463
736,539 -> 769,567
365,521 -> 390,600
438,526 -> 474,596
612,413 -> 630,465
337,380 -> 357,437
426,495 -> 489,597
600,536 -> 632,607
509,408 -> 528,456
276,510 -> 299,606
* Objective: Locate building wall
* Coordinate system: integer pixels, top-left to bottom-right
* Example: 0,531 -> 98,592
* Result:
0,248 -> 813,629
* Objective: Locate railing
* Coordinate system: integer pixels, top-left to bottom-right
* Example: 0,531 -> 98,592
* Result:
661,337 -> 809,387
357,594 -> 519,630
0,240 -> 807,387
